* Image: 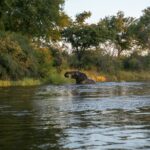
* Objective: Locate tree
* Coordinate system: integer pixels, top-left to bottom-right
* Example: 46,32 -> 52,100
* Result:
75,11 -> 91,25
0,0 -> 65,40
99,11 -> 135,57
0,0 -> 14,30
62,11 -> 107,68
62,24 -> 100,62
132,7 -> 150,52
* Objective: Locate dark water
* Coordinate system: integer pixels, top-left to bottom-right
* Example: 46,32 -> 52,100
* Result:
0,82 -> 150,150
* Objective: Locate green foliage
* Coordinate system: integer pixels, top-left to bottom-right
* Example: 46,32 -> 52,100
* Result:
0,78 -> 41,87
50,47 -> 63,69
0,31 -> 71,84
69,47 -> 150,75
75,11 -> 91,24
0,0 -> 65,40
62,10 -> 136,71
116,71 -> 150,81
0,31 -> 38,80
131,7 -> 150,50
98,11 -> 135,57
62,11 -> 110,66
123,53 -> 150,71
34,47 -> 53,78
0,6 -> 150,84
43,68 -> 73,84
69,49 -> 122,72
62,23 -> 106,67
124,58 -> 142,70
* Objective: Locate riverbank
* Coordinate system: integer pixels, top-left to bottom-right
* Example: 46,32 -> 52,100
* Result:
105,71 -> 150,82
0,78 -> 41,87
76,70 -> 150,82
0,71 -> 149,87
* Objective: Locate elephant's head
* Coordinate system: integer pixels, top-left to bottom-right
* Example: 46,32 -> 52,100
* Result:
64,71 -> 88,84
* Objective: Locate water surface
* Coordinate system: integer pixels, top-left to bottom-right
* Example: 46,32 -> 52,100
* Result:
0,82 -> 150,150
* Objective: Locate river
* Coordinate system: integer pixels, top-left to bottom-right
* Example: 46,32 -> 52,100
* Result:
0,82 -> 150,150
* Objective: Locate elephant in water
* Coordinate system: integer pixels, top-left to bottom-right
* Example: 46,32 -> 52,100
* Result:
64,71 -> 95,84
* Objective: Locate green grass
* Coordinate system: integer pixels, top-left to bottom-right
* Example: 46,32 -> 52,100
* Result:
0,70 -> 74,87
0,78 -> 41,87
43,69 -> 74,85
0,71 -> 149,87
105,71 -> 150,81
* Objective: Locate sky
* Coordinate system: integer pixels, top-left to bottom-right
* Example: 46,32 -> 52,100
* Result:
64,0 -> 150,23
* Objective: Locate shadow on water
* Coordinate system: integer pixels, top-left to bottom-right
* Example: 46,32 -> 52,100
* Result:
0,82 -> 150,150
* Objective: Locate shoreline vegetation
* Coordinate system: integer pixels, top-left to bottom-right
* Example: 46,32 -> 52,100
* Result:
0,2 -> 149,87
0,70 -> 149,87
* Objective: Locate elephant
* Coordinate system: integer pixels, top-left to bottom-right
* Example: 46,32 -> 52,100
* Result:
64,71 -> 95,84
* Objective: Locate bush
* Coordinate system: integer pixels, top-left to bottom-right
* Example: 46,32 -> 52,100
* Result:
42,68 -> 73,84
123,53 -> 150,71
69,50 -> 123,73
0,31 -> 38,80
0,31 -> 70,83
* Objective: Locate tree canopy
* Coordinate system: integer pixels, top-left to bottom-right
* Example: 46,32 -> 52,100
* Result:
0,0 -> 65,40
133,7 -> 150,51
98,11 -> 135,57
62,11 -> 108,66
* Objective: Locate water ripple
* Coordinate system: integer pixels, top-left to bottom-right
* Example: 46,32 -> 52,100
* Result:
0,82 -> 150,150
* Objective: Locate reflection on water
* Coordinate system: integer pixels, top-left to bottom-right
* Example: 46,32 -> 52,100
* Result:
0,82 -> 150,150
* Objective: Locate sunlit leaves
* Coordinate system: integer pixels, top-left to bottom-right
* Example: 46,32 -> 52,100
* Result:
0,0 -> 65,40
98,11 -> 135,57
135,7 -> 150,49
75,11 -> 91,24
